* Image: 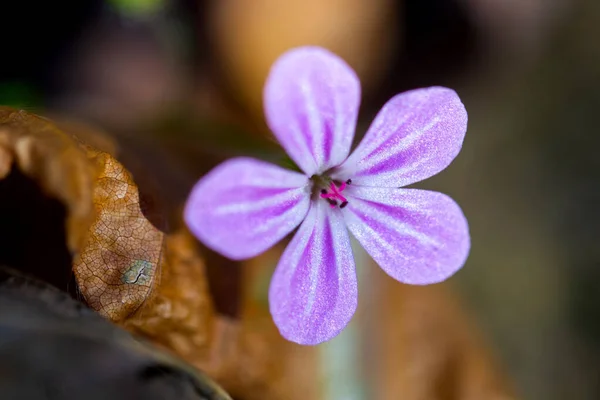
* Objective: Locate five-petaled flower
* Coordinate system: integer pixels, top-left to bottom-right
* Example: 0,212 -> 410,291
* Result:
184,46 -> 470,345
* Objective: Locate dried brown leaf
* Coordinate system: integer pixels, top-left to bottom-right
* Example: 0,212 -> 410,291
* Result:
0,107 -> 275,396
123,228 -> 214,360
73,145 -> 164,321
0,107 -> 96,253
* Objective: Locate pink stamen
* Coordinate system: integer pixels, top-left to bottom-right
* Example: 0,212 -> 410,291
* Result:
320,181 -> 349,208
328,182 -> 347,202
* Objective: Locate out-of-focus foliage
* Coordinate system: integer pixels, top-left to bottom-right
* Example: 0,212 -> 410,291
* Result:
0,82 -> 41,109
108,0 -> 165,16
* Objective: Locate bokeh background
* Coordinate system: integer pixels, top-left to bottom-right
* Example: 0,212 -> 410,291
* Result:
1,0 -> 599,399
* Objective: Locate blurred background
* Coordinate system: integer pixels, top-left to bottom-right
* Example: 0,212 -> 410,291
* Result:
0,0 -> 599,399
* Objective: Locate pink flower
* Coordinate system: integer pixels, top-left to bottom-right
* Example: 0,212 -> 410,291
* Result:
184,46 -> 470,345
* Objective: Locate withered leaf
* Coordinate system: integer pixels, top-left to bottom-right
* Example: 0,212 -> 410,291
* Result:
0,107 -> 269,396
0,108 -> 165,321
73,144 -> 164,321
0,107 -> 95,253
123,229 -> 214,359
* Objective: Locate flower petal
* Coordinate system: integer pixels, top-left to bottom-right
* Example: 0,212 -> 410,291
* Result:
184,157 -> 310,260
333,87 -> 467,187
264,46 -> 361,176
269,200 -> 357,345
342,187 -> 470,285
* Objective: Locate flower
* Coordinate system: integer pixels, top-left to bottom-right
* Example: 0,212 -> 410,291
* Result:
184,46 -> 470,345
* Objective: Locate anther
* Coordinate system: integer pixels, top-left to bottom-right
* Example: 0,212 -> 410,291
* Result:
346,179 -> 352,184
320,189 -> 327,194
327,199 -> 338,206
340,201 -> 348,209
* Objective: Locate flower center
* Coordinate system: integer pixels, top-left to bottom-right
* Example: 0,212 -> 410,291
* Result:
319,179 -> 351,209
